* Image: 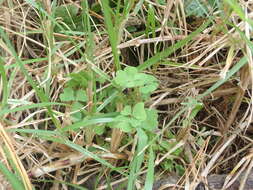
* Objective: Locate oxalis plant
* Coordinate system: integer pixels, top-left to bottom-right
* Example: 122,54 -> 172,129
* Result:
59,66 -> 159,133
112,66 -> 159,189
111,66 -> 159,133
59,66 -> 159,188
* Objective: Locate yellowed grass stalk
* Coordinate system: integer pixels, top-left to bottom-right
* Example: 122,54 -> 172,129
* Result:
110,103 -> 124,152
30,152 -> 127,177
0,122 -> 33,190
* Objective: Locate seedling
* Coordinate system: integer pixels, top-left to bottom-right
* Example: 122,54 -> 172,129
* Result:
112,102 -> 158,133
59,71 -> 89,122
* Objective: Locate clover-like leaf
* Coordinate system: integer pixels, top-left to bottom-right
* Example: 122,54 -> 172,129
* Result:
60,87 -> 75,101
121,105 -> 132,116
114,66 -> 158,95
140,109 -> 158,131
140,82 -> 158,94
125,66 -> 138,75
76,89 -> 87,102
114,70 -> 128,87
133,102 -> 146,121
68,71 -> 89,88
70,102 -> 83,122
116,121 -> 133,133
129,118 -> 141,128
114,66 -> 143,88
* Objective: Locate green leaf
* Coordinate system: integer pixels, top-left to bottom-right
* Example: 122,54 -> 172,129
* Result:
0,162 -> 25,190
93,125 -> 105,135
144,147 -> 155,190
68,71 -> 89,88
133,102 -> 146,121
114,66 -> 158,92
121,105 -> 132,116
60,87 -> 75,101
140,81 -> 158,94
116,121 -> 133,133
129,118 -> 141,128
70,102 -> 83,122
162,159 -> 173,171
114,70 -> 128,87
114,67 -> 142,88
125,66 -> 138,75
140,109 -> 158,131
127,128 -> 148,190
175,164 -> 185,176
75,89 -> 87,102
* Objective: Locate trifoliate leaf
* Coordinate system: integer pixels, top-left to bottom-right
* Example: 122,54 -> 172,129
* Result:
121,105 -> 132,116
68,71 -> 89,88
140,109 -> 158,131
140,82 -> 158,94
125,66 -> 138,75
133,102 -> 146,121
114,70 -> 127,87
60,87 -> 75,101
129,118 -> 141,128
70,102 -> 83,122
116,121 -> 133,133
114,67 -> 144,88
114,66 -> 158,91
76,89 -> 87,102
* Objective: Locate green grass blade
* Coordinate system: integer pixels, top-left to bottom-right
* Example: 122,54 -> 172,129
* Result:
60,115 -> 117,132
198,56 -> 247,99
0,162 -> 26,190
0,56 -> 8,108
4,57 -> 48,69
144,147 -> 155,190
146,5 -> 156,38
0,26 -> 61,128
96,91 -> 118,112
127,128 -> 148,190
0,102 -> 64,116
101,0 -> 121,71
133,0 -> 145,15
137,19 -> 212,71
225,0 -> 253,27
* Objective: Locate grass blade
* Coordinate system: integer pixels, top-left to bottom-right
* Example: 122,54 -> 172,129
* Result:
0,102 -> 64,116
0,162 -> 25,190
144,147 -> 155,190
0,56 -> 8,108
0,26 -> 61,128
101,0 -> 121,71
198,56 -> 247,99
127,128 -> 148,190
137,19 -> 212,71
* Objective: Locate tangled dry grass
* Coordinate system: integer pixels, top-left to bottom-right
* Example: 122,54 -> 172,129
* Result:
1,0 -> 253,189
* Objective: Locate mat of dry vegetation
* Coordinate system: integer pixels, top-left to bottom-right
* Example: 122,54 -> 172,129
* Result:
1,0 -> 253,190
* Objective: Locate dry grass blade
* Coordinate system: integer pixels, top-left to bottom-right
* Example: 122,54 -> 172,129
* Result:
2,0 -> 253,189
0,122 -> 33,190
